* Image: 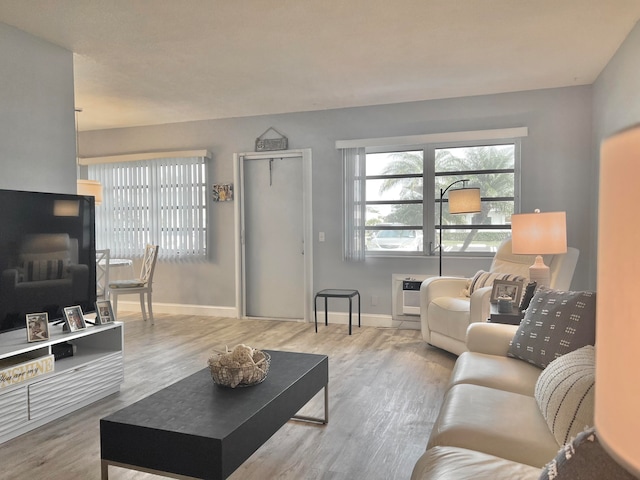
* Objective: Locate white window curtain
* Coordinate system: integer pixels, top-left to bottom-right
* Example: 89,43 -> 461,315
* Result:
88,155 -> 207,261
342,147 -> 366,261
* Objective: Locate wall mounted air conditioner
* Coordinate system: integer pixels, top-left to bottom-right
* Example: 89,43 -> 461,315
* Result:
402,280 -> 422,315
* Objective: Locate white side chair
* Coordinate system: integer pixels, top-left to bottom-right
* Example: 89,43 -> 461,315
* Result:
95,249 -> 110,301
420,238 -> 579,356
109,245 -> 159,324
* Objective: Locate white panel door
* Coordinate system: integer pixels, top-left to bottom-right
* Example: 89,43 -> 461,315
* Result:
243,156 -> 304,319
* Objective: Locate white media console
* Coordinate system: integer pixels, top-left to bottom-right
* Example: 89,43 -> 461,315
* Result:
0,322 -> 124,444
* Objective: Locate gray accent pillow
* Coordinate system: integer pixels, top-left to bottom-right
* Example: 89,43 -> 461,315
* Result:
508,288 -> 596,368
539,427 -> 636,480
535,345 -> 595,445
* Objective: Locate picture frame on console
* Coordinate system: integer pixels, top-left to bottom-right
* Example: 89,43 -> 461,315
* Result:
63,305 -> 87,332
26,312 -> 50,342
490,280 -> 523,304
95,300 -> 115,325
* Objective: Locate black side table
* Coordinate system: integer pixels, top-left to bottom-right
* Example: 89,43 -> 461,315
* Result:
488,303 -> 525,325
314,289 -> 361,335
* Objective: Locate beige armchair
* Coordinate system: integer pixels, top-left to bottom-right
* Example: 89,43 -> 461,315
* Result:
420,238 -> 579,356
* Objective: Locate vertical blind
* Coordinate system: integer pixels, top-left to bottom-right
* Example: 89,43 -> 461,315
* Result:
88,155 -> 208,261
342,147 -> 366,261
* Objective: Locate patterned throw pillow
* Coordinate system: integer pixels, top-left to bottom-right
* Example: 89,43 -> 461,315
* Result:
463,270 -> 526,298
535,345 -> 595,445
20,259 -> 69,281
508,288 -> 596,369
539,427 -> 636,480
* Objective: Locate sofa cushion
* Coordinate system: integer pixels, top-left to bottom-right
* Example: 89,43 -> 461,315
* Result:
411,446 -> 541,480
507,288 -> 596,368
427,383 -> 560,467
449,352 -> 542,397
539,427 -> 636,480
534,345 -> 595,445
464,270 -> 526,297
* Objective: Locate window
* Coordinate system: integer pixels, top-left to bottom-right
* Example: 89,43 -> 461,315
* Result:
350,135 -> 520,257
88,154 -> 208,261
365,150 -> 424,252
433,143 -> 517,255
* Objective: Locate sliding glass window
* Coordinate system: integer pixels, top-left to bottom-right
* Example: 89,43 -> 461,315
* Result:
362,140 -> 519,256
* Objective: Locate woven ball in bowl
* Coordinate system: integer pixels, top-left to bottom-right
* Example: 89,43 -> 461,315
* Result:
209,351 -> 270,388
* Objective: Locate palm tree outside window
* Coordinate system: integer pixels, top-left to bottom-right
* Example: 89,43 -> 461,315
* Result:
364,140 -> 519,256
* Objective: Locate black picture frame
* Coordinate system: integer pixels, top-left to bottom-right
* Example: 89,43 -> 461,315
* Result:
490,280 -> 523,304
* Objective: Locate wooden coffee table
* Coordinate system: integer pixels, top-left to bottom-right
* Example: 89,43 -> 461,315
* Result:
100,350 -> 328,479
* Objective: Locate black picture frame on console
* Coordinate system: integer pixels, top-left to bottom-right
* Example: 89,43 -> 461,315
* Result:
0,189 -> 97,335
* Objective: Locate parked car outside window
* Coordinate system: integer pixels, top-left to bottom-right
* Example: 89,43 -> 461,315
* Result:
367,229 -> 423,252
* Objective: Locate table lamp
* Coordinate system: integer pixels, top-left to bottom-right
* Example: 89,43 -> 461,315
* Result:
77,179 -> 103,205
439,180 -> 481,275
596,123 -> 640,477
511,209 -> 567,287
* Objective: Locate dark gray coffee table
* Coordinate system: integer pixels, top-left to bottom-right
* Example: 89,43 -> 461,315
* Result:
100,350 -> 328,479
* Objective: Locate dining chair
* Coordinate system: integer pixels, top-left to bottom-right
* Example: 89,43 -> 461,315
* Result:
95,248 -> 111,301
109,245 -> 159,324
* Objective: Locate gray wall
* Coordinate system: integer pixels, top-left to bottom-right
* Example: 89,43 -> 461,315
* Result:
590,21 -> 640,287
0,23 -> 76,193
80,86 -> 593,313
6,19 -> 638,316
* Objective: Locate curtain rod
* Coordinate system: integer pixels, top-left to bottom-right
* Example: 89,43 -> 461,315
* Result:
335,127 -> 528,149
79,149 -> 212,165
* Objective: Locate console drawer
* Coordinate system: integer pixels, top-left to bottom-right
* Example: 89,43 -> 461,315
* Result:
29,352 -> 123,421
0,386 -> 28,438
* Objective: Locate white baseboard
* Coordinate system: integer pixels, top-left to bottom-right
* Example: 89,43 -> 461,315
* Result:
114,302 -> 420,330
114,301 -> 237,318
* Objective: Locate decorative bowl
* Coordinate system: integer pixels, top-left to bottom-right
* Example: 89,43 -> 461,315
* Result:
208,351 -> 270,388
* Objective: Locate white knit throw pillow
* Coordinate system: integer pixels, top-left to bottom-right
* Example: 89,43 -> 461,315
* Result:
534,345 -> 595,445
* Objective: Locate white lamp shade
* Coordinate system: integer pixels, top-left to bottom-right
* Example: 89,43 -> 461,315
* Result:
448,187 -> 481,214
511,211 -> 567,255
77,179 -> 103,205
596,124 -> 640,476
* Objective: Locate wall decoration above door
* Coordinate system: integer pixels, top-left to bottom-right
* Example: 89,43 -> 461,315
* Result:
255,127 -> 288,152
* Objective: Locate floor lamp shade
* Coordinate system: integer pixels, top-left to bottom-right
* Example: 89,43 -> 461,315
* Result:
438,183 -> 481,276
448,187 -> 481,214
77,179 -> 103,205
596,124 -> 640,477
511,210 -> 567,287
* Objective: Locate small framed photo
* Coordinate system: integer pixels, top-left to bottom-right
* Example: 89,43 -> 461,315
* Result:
490,280 -> 524,304
95,300 -> 116,325
212,183 -> 233,202
63,305 -> 86,332
26,313 -> 50,342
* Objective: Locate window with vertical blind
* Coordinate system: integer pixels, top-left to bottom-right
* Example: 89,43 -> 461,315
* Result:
338,128 -> 526,259
87,152 -> 209,261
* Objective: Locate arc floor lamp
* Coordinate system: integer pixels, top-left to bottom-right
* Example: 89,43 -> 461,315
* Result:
438,180 -> 481,276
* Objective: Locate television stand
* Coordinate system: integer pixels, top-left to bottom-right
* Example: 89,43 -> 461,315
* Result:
0,322 -> 124,444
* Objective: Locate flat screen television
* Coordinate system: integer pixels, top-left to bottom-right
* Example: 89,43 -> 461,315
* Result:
0,189 -> 96,334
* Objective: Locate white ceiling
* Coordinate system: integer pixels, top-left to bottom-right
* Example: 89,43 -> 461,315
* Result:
1,0 -> 639,131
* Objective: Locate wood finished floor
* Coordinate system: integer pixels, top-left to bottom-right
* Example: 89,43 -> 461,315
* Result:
0,314 -> 456,480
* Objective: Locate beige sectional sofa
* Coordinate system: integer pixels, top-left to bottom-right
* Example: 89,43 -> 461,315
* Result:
411,321 -> 593,480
